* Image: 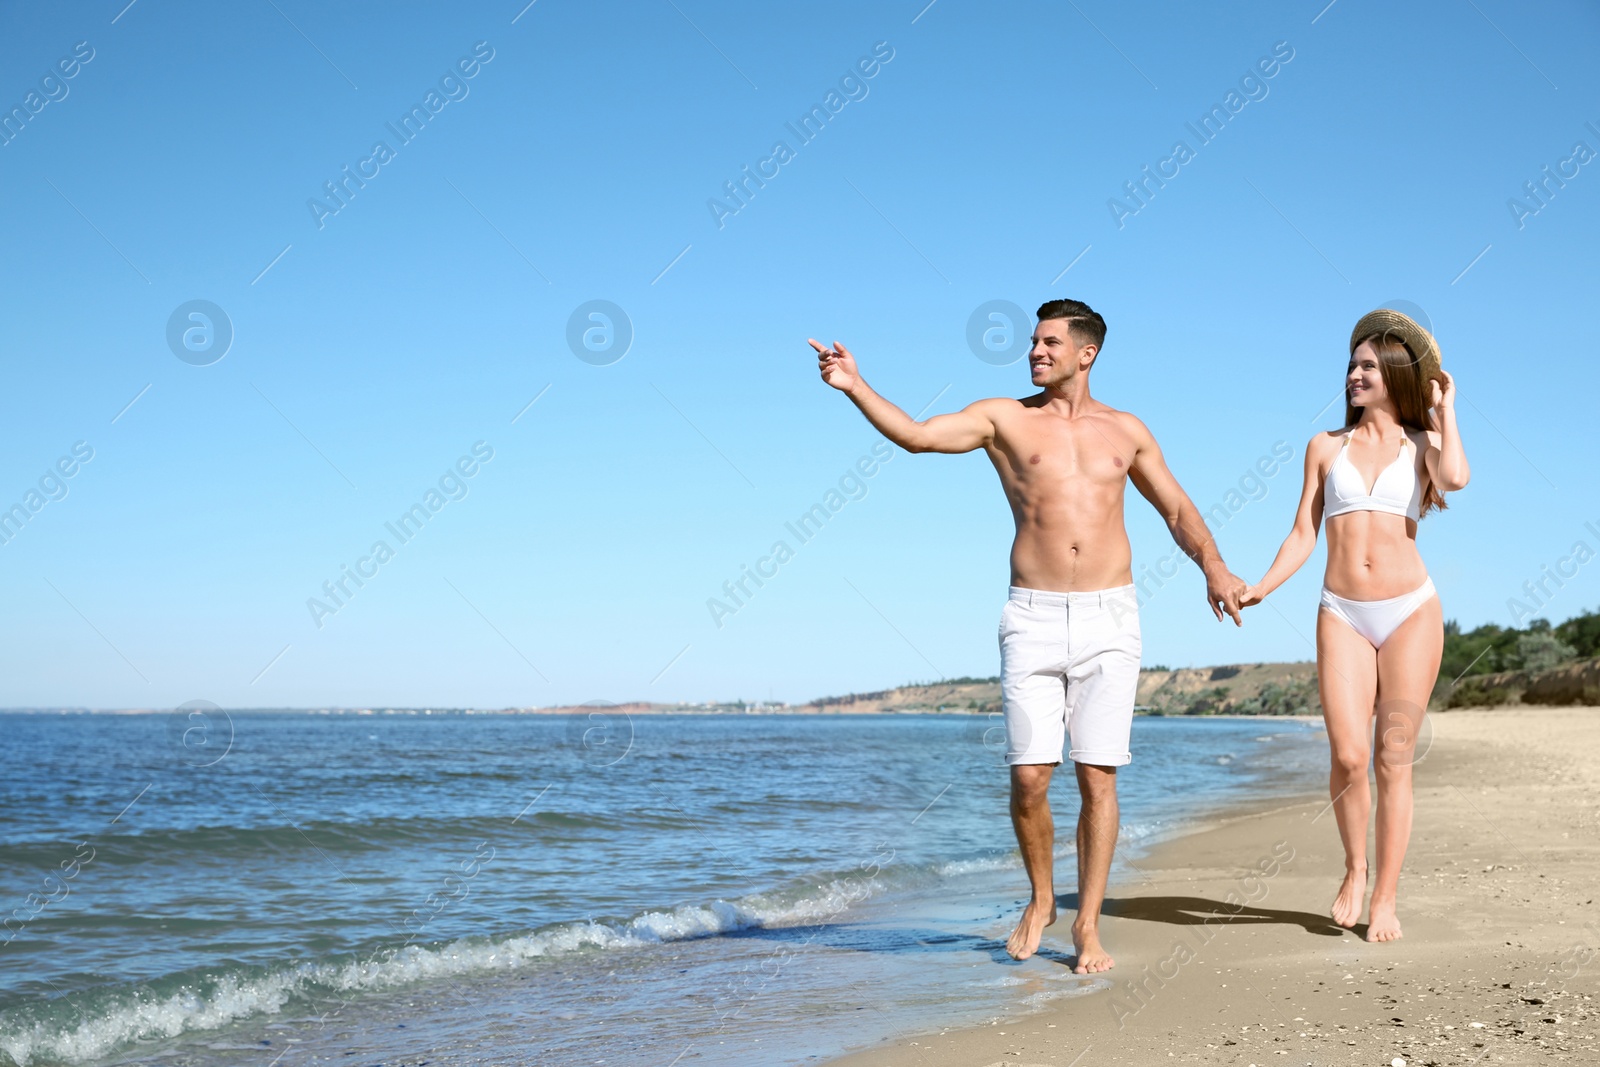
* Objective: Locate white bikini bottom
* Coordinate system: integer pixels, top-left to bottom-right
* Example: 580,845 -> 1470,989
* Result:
1319,577 -> 1437,650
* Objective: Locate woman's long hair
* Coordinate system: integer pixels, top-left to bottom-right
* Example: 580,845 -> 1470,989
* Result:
1343,330 -> 1446,516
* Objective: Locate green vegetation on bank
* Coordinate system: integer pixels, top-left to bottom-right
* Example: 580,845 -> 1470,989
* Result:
1141,674 -> 1321,718
1440,606 -> 1600,708
1441,606 -> 1600,684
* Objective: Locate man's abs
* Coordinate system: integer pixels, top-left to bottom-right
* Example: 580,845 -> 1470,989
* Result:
1009,519 -> 1134,592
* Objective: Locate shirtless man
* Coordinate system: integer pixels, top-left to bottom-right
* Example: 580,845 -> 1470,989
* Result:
810,298 -> 1246,972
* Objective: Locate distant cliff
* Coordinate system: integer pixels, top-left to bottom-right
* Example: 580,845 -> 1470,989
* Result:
1445,656 -> 1600,709
1135,661 -> 1320,716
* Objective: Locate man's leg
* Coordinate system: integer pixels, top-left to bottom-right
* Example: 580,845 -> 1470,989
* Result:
1005,762 -> 1057,960
998,590 -> 1067,962
1071,761 -> 1118,973
1060,586 -> 1139,973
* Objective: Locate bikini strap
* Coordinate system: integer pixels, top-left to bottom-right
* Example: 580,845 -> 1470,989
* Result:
1399,428 -> 1421,464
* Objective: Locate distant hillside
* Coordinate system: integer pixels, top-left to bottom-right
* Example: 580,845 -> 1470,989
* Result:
794,661 -> 1321,717
795,677 -> 1003,715
1438,605 -> 1600,699
1137,661 -> 1320,716
1445,655 -> 1600,708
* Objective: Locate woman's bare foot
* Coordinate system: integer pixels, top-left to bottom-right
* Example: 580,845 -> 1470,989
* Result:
1071,920 -> 1115,973
1330,865 -> 1367,928
1366,898 -> 1402,942
1005,899 -> 1056,960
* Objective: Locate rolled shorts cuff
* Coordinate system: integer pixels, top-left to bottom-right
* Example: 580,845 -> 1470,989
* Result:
1004,752 -> 1063,767
1067,747 -> 1132,767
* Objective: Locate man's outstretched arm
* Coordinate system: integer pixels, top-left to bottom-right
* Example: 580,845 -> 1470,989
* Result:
810,339 -> 995,454
1122,415 -> 1247,625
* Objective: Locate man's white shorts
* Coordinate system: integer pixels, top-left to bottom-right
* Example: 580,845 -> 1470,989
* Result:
999,584 -> 1141,767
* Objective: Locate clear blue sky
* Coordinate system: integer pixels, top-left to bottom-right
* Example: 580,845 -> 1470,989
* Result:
2,0 -> 1596,710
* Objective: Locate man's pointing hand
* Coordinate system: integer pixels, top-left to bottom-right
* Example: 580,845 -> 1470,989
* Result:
809,338 -> 860,395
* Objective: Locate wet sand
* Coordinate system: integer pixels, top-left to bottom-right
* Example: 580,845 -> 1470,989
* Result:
826,706 -> 1600,1066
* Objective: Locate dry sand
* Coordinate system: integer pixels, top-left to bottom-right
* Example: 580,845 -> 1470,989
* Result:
826,707 -> 1600,1066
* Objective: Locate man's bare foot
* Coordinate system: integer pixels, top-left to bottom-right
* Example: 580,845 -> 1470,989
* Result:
1365,899 -> 1402,942
1330,866 -> 1367,928
1071,920 -> 1114,973
1005,899 -> 1056,960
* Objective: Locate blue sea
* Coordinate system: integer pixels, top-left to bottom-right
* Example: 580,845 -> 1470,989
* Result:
0,711 -> 1327,1067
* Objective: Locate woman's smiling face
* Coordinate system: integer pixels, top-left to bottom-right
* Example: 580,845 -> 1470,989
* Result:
1347,340 -> 1388,408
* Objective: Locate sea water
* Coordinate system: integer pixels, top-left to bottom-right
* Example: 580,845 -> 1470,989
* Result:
0,711 -> 1327,1066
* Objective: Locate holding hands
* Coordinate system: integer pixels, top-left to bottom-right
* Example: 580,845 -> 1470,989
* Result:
1204,563 -> 1250,626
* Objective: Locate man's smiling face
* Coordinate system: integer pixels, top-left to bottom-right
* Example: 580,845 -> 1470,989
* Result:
1028,318 -> 1096,389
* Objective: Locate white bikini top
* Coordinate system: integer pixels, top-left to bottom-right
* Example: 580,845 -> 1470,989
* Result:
1323,429 -> 1423,522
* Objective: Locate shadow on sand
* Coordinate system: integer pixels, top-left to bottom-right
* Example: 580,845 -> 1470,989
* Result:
1058,891 -> 1355,938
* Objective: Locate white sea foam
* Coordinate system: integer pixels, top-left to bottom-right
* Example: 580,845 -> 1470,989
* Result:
0,875 -> 888,1066
0,971 -> 303,1067
1022,975 -> 1113,1007
933,853 -> 1019,877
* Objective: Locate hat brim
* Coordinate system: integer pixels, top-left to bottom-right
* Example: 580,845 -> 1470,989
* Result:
1350,309 -> 1443,383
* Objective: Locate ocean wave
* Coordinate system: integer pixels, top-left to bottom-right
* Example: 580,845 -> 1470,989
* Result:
0,873 -> 890,1066
0,817 -> 1169,1065
0,809 -> 634,871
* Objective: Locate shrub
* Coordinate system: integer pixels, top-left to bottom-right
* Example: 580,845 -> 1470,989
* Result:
1446,679 -> 1520,708
1232,678 -> 1321,716
1516,631 -> 1577,674
1555,608 -> 1600,658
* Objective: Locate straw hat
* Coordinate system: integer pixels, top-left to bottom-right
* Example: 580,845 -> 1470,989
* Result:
1349,308 -> 1443,383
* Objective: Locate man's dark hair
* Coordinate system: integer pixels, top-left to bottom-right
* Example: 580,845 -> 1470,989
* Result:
1035,298 -> 1107,358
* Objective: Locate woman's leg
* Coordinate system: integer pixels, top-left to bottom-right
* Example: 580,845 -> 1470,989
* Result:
1317,607 -> 1380,928
1367,593 -> 1444,942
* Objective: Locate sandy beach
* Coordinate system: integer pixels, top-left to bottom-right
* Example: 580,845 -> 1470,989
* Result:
827,706 -> 1600,1067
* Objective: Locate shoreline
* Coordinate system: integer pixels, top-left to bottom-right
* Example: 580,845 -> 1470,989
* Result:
0,708 -> 1329,720
824,706 -> 1600,1066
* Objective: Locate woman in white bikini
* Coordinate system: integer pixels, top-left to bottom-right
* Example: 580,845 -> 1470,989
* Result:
1244,308 -> 1469,942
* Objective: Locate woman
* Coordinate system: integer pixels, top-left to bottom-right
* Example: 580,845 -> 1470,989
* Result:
1243,309 -> 1469,942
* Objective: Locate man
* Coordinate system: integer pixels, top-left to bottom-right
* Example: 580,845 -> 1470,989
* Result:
809,298 -> 1246,972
